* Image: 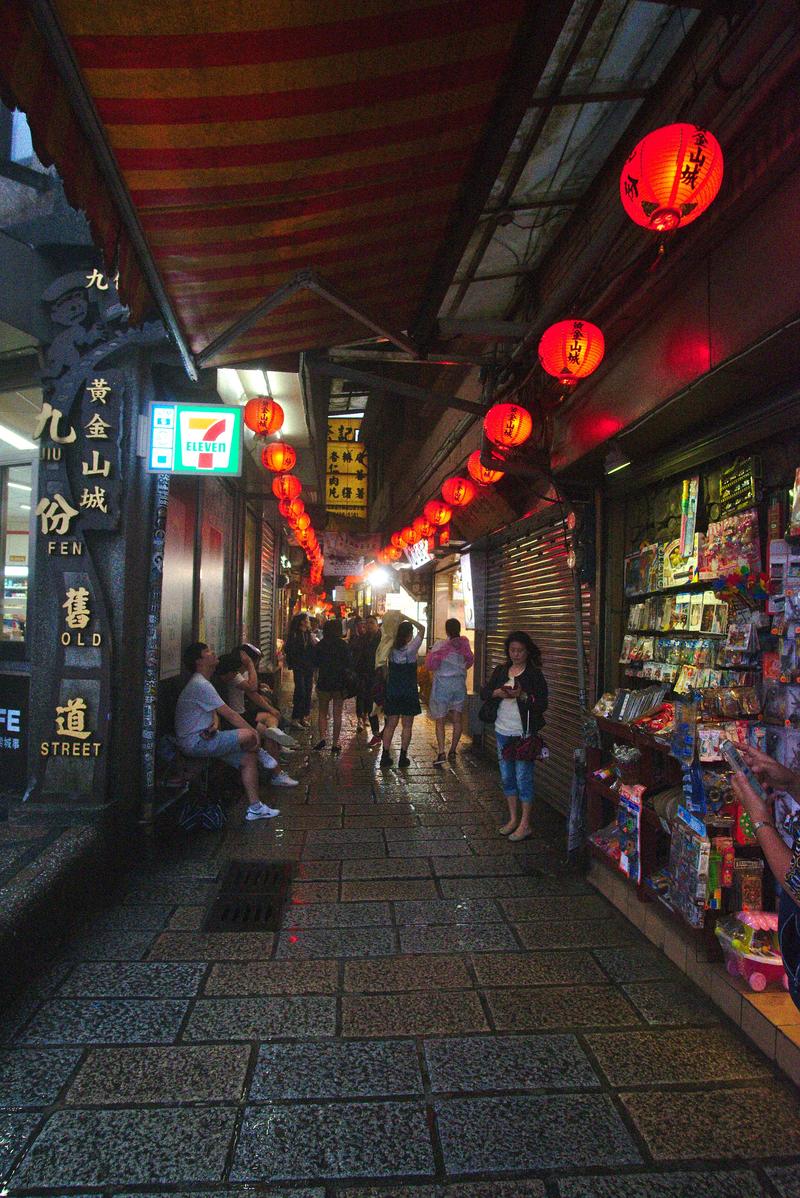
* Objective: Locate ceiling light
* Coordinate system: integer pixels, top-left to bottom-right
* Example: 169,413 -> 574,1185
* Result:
19,504 -> 30,511
367,567 -> 390,588
604,442 -> 631,475
0,425 -> 36,451
8,481 -> 31,492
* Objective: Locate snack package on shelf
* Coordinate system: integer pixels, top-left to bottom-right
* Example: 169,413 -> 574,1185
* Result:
699,508 -> 761,582
592,693 -> 618,718
634,702 -> 674,736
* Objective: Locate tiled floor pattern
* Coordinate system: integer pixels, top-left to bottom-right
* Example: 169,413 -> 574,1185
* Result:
1,713 -> 800,1197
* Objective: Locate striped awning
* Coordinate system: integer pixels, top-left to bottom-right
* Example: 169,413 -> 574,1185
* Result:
1,1 -> 543,371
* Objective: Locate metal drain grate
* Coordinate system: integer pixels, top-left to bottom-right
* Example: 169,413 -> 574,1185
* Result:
203,859 -> 294,932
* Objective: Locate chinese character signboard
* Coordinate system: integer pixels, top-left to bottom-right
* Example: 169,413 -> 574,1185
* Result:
146,403 -> 243,475
321,531 -> 382,577
0,675 -> 28,790
326,418 -> 368,518
404,539 -> 434,570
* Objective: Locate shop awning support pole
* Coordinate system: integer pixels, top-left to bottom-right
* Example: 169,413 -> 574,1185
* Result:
140,472 -> 170,832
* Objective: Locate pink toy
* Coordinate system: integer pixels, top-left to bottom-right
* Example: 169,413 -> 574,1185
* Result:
715,910 -> 789,992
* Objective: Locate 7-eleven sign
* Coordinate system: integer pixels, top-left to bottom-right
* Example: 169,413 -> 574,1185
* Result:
146,403 -> 243,476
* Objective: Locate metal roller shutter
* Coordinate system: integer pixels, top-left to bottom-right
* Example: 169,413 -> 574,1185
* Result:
259,521 -> 276,664
485,516 -> 593,815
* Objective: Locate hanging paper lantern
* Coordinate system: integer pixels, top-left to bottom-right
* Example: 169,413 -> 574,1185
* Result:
620,123 -> 724,232
439,526 -> 451,547
244,396 -> 284,437
279,497 -> 304,520
483,403 -> 532,449
295,512 -> 311,532
391,531 -> 407,549
386,546 -> 402,562
261,442 -> 296,473
442,476 -> 476,507
424,499 -> 453,527
402,524 -> 420,546
376,548 -> 391,565
296,529 -> 311,546
538,319 -> 605,388
272,474 -> 301,501
467,450 -> 504,486
413,516 -> 434,539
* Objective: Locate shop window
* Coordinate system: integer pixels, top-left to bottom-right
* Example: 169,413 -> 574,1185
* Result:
1,462 -> 33,644
160,478 -> 197,678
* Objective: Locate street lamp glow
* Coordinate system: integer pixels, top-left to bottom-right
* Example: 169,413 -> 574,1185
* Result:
367,568 -> 390,588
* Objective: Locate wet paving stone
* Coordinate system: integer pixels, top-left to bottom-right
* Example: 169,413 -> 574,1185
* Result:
275,927 -> 397,959
183,996 -> 336,1041
339,1185 -> 547,1198
249,1039 -> 423,1100
287,881 -> 340,902
431,855 -> 525,876
767,1166 -> 800,1198
0,1048 -> 81,1108
620,1084 -> 800,1160
501,894 -> 611,921
341,858 -> 433,879
57,962 -> 206,998
282,900 -> 392,928
399,924 -> 517,955
485,984 -> 642,1031
439,875 -> 571,899
621,979 -> 721,1026
20,999 -> 188,1045
148,932 -> 275,960
65,1044 -> 251,1104
342,992 -> 488,1037
470,950 -> 606,988
10,1105 -> 237,1188
230,1100 -> 435,1181
204,960 -> 339,996
123,880 -> 217,905
0,1112 -> 41,1178
424,1033 -> 600,1092
342,879 -> 439,901
389,841 -> 471,858
167,906 -> 206,930
394,899 -> 504,925
344,954 -> 472,993
592,944 -> 683,984
72,903 -> 174,932
557,1173 -> 764,1197
293,860 -> 342,880
302,843 -> 388,859
435,1093 -> 641,1173
586,1026 -> 771,1086
63,928 -> 158,961
514,918 -> 637,950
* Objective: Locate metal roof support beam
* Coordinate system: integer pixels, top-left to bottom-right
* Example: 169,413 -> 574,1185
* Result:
307,359 -> 485,417
438,319 -> 529,340
326,348 -> 485,366
28,0 -> 198,381
527,88 -> 650,106
196,269 -> 418,366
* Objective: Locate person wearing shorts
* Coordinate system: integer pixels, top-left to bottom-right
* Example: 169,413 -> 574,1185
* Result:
175,642 -> 280,821
426,618 -> 474,765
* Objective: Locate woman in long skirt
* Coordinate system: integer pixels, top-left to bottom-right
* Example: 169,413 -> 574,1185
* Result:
380,617 -> 425,769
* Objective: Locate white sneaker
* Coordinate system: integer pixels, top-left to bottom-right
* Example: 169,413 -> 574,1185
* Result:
271,770 -> 299,787
264,728 -> 300,749
258,748 -> 278,771
245,802 -> 280,820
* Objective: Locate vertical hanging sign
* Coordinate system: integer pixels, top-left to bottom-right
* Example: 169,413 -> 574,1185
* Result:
326,418 -> 368,518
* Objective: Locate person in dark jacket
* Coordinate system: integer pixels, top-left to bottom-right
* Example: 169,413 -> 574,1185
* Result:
312,618 -> 352,755
351,614 -> 382,741
285,612 -> 315,727
480,630 -> 548,842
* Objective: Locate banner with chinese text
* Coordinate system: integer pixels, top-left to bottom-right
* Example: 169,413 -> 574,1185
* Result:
326,417 -> 367,518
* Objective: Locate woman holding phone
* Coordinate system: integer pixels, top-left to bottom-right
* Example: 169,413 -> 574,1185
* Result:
480,631 -> 548,841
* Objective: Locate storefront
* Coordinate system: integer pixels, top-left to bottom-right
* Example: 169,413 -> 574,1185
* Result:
585,391 -> 800,1059
432,555 -> 475,693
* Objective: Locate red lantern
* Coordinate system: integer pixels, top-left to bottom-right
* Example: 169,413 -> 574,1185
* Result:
538,320 -> 605,388
439,526 -> 451,547
391,531 -> 407,550
295,512 -> 311,532
483,403 -> 532,449
377,548 -> 391,564
261,442 -> 296,473
244,396 -> 284,437
402,524 -> 420,546
424,499 -> 453,527
413,516 -> 434,539
296,529 -> 311,546
442,476 -> 476,507
272,474 -> 301,501
467,450 -> 504,486
620,124 -> 723,233
386,546 -> 402,562
279,497 -> 304,520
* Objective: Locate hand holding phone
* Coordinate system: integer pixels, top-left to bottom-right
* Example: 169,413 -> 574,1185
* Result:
720,739 -> 770,802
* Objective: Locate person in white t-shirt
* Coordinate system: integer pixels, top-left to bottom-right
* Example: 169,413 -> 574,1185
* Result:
175,642 -> 291,822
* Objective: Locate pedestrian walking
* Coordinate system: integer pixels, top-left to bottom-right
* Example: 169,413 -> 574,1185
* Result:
427,617 -> 474,764
480,631 -> 548,841
381,617 -> 426,769
312,618 -> 353,755
285,612 -> 315,728
351,614 -> 382,739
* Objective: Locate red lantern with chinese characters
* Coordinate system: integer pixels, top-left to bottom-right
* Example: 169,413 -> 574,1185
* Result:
413,516 -> 434,539
483,403 -> 532,449
295,512 -> 311,532
279,497 -> 304,520
272,474 -> 301,501
261,441 -> 296,473
620,124 -> 724,232
296,528 -> 311,546
244,396 -> 284,437
439,526 -> 451,548
402,524 -> 420,546
538,319 -> 605,388
467,450 -> 504,486
424,499 -> 452,527
377,548 -> 391,565
442,476 -> 476,507
391,531 -> 407,550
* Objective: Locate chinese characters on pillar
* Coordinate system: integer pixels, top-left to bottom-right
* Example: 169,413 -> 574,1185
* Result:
326,418 -> 368,519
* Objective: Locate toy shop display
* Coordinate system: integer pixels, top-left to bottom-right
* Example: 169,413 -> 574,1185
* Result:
716,910 -> 788,992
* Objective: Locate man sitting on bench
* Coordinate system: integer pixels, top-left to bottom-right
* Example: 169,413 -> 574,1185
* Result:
175,642 -> 293,821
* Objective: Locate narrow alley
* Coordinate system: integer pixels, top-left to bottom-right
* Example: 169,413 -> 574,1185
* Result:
2,713 -> 799,1197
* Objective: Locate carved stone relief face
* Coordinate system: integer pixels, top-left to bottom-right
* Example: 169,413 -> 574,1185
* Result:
50,290 -> 88,328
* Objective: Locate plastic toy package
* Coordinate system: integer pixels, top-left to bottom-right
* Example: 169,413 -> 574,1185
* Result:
716,910 -> 788,992
617,784 -> 644,884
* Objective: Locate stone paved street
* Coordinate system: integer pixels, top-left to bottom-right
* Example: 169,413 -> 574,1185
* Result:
2,714 -> 800,1196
